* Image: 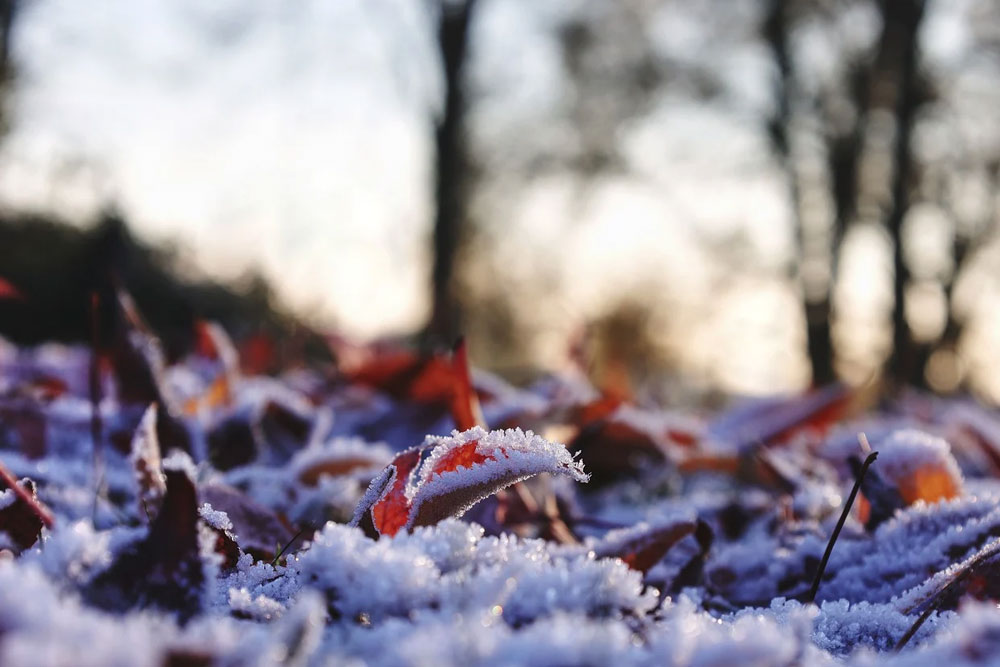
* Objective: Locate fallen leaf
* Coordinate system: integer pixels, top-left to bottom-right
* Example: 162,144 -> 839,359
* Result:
129,403 -> 167,522
593,517 -> 697,574
352,427 -> 588,537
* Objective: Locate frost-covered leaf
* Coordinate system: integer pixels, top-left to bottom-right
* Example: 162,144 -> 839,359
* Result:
353,427 -> 588,537
129,403 -> 166,522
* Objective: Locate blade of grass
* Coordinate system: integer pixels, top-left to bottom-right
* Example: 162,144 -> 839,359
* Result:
271,526 -> 311,567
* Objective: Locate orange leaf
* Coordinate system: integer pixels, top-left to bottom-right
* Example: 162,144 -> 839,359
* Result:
896,464 -> 961,505
450,338 -> 485,431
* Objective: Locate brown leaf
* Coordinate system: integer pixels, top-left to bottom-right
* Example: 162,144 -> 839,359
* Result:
593,518 -> 697,575
85,466 -> 207,620
199,483 -> 293,561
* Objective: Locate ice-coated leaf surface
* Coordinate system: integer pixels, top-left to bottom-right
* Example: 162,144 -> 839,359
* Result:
354,426 -> 589,536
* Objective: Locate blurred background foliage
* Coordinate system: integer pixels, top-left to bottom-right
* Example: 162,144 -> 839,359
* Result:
0,0 -> 999,403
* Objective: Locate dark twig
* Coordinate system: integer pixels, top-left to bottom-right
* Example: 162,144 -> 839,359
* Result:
895,538 -> 1000,652
803,450 -> 878,603
271,526 -> 311,567
88,291 -> 107,523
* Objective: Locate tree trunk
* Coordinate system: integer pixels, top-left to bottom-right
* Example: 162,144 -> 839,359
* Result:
427,0 -> 477,347
764,0 -> 840,386
0,0 -> 16,70
880,0 -> 926,390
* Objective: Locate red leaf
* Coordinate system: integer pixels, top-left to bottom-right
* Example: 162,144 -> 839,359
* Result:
106,289 -> 192,455
369,447 -> 425,537
194,321 -> 221,360
239,332 -> 277,376
707,384 -> 850,450
353,428 -> 589,537
428,440 -> 492,476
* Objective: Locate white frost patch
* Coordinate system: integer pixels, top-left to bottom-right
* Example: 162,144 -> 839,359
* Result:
0,488 -> 16,510
161,450 -> 199,481
228,587 -> 285,621
198,503 -> 233,532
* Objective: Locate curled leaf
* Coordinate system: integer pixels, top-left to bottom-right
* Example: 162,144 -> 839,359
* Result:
352,427 -> 588,537
130,403 -> 166,522
367,446 -> 425,538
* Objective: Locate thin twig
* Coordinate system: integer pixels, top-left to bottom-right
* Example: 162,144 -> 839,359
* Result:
88,292 -> 107,524
803,449 -> 878,604
895,538 -> 1000,651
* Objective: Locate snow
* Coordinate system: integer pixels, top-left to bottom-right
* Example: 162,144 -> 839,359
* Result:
198,503 -> 233,532
5,337 -> 1000,664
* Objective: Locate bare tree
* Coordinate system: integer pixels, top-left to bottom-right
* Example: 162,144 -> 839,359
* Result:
877,0 -> 927,389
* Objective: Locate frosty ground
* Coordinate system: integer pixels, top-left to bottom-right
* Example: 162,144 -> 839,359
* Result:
3,326 -> 1000,666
